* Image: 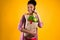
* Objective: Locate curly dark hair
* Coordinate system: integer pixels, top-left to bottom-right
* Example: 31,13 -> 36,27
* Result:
28,0 -> 37,6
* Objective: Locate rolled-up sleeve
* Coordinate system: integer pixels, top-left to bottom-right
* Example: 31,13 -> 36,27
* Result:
18,15 -> 26,31
38,19 -> 42,28
37,14 -> 42,28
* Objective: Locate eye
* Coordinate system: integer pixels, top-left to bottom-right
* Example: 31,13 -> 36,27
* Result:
30,6 -> 32,8
28,7 -> 29,9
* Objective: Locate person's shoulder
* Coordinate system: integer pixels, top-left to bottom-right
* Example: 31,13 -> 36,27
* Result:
23,13 -> 29,16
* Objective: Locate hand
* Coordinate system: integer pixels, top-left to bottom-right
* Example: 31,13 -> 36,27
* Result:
30,32 -> 36,36
33,10 -> 37,14
25,32 -> 36,38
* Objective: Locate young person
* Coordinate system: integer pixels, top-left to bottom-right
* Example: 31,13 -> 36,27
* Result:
18,0 -> 42,40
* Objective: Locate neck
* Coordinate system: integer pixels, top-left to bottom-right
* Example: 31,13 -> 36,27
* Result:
29,12 -> 34,15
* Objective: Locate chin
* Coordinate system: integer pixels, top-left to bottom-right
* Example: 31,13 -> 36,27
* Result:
29,12 -> 33,13
28,11 -> 32,13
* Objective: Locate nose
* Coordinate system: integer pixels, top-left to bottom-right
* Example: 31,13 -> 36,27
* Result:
28,8 -> 32,11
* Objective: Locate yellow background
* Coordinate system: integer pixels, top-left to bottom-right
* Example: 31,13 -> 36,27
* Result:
0,0 -> 60,40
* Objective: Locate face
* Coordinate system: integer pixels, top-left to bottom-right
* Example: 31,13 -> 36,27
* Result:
28,4 -> 35,14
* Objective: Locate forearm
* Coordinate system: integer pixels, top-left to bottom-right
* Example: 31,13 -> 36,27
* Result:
20,28 -> 35,35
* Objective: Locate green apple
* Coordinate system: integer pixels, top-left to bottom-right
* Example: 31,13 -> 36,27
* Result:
33,18 -> 38,22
